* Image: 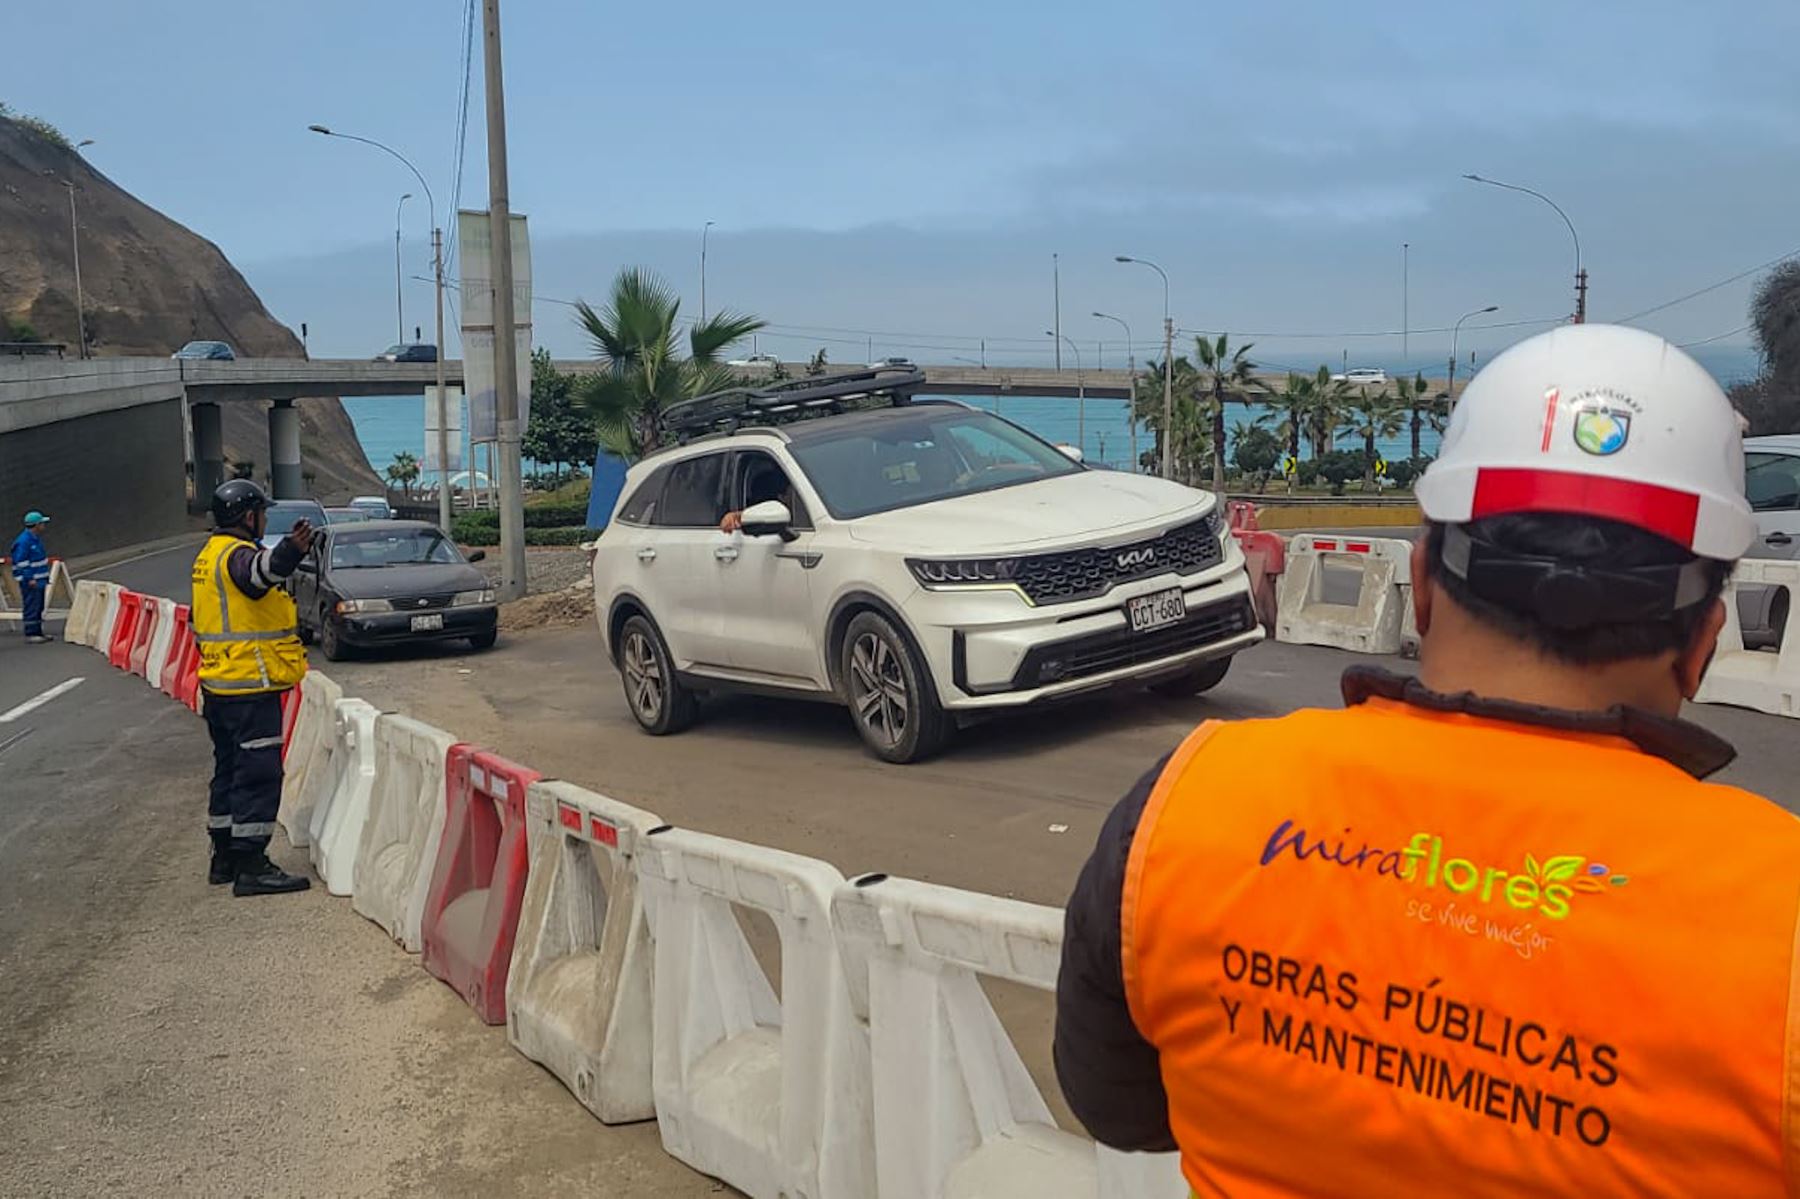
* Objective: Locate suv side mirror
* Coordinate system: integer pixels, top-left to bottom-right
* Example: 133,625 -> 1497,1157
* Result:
1055,444 -> 1085,463
740,500 -> 795,540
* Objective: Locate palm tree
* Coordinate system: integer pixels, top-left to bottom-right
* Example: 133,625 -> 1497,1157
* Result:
1132,355 -> 1198,475
1193,334 -> 1264,493
573,267 -> 765,460
1340,385 -> 1408,485
386,450 -> 420,497
1397,371 -> 1438,460
1271,372 -> 1314,464
1304,366 -> 1352,458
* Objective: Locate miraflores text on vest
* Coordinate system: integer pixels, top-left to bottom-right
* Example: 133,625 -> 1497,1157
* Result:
190,533 -> 305,695
1121,699 -> 1799,1198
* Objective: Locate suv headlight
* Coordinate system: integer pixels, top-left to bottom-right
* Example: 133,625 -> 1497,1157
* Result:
1204,506 -> 1227,539
336,598 -> 393,614
453,588 -> 497,606
906,557 -> 1021,589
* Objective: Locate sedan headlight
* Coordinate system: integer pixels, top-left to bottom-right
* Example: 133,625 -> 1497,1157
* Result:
336,598 -> 393,614
906,557 -> 1021,589
453,588 -> 497,606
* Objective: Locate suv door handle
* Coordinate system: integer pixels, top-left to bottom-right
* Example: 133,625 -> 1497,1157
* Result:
636,547 -> 657,562
714,545 -> 740,562
1767,532 -> 1792,546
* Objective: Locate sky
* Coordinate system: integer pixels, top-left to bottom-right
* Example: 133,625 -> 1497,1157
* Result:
11,0 -> 1799,377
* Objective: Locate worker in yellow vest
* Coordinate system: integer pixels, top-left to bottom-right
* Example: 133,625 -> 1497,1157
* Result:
1055,324 -> 1799,1195
191,479 -> 314,897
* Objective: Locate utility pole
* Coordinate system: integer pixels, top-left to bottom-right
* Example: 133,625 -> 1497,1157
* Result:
1052,253 -> 1061,371
432,228 -> 451,533
1401,242 -> 1409,363
483,0 -> 526,601
700,220 -> 714,322
65,182 -> 87,359
1575,268 -> 1588,324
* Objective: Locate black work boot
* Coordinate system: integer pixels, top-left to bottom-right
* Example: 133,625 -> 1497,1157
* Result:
208,836 -> 233,885
232,852 -> 311,897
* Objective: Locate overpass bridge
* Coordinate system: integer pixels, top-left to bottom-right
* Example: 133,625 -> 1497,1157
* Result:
0,356 -> 1134,555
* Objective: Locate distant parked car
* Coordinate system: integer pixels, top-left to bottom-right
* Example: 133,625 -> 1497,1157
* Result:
325,506 -> 372,524
1738,434 -> 1800,648
374,343 -> 438,363
727,353 -> 783,370
289,520 -> 496,660
1332,367 -> 1388,387
349,496 -> 394,520
174,340 -> 236,361
261,499 -> 328,550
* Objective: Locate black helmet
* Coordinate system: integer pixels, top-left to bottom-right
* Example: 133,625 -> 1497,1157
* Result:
211,479 -> 272,527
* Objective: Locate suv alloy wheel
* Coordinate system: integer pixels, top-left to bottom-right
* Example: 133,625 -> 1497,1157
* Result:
619,614 -> 697,734
841,610 -> 951,764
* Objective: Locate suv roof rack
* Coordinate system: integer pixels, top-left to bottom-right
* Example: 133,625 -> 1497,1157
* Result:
661,366 -> 929,441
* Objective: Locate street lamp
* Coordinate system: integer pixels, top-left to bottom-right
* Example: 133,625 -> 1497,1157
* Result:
64,139 -> 95,358
700,220 -> 716,322
1117,255 -> 1174,478
310,124 -> 452,533
1462,173 -> 1585,322
1447,305 -> 1499,410
1046,331 -> 1086,457
1093,310 -> 1137,473
394,193 -> 412,346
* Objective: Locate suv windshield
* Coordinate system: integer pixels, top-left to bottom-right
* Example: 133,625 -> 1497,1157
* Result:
330,528 -> 462,568
787,408 -> 1081,519
264,501 -> 326,535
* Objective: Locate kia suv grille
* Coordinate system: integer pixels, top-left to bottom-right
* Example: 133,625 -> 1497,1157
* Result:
1013,517 -> 1223,605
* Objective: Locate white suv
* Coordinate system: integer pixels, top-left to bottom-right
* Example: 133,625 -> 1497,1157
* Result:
591,397 -> 1262,761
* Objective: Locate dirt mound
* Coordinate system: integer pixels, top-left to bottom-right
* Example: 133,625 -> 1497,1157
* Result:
501,577 -> 596,630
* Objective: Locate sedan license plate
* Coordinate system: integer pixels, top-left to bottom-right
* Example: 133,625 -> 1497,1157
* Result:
1128,587 -> 1186,633
410,613 -> 444,632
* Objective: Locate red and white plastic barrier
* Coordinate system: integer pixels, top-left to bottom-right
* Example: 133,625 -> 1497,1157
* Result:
142,597 -> 180,687
1696,558 -> 1800,719
352,714 -> 464,953
277,671 -> 346,847
420,748 -> 542,1024
107,591 -> 144,669
506,780 -> 662,1124
1274,535 -> 1412,655
63,580 -> 107,646
636,829 -> 872,1199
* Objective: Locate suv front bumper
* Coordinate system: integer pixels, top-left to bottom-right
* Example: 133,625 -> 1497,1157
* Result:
901,540 -> 1263,710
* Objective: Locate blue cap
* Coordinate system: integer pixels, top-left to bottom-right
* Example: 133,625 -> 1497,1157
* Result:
23,511 -> 48,526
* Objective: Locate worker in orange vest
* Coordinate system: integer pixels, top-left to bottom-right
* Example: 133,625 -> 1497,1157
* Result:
1055,324 -> 1798,1196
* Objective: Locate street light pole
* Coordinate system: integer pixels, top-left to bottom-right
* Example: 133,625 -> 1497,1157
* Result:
482,0 -> 527,602
394,192 -> 412,346
1402,242 -> 1409,363
1052,253 -> 1061,371
1462,173 -> 1585,323
700,220 -> 715,322
65,139 -> 94,358
1047,331 -> 1085,456
1094,311 -> 1136,472
308,123 -> 452,533
1117,256 -> 1173,479
1447,304 -> 1499,412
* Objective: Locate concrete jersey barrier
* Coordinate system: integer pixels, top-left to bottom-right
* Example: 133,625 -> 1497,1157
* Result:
832,874 -> 1186,1199
1275,534 -> 1412,655
352,714 -> 463,952
506,780 -> 662,1124
1695,558 -> 1800,718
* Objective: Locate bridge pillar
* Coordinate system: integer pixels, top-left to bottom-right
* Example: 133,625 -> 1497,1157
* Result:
192,401 -> 224,505
268,400 -> 303,499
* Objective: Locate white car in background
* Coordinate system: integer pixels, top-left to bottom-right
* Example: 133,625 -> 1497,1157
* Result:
1332,367 -> 1388,387
1740,434 -> 1800,647
727,353 -> 783,370
350,495 -> 394,520
590,384 -> 1261,762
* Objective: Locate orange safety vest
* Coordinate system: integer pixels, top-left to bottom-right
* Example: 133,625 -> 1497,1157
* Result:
1122,696 -> 1800,1197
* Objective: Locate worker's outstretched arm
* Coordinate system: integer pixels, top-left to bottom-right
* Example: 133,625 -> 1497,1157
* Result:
1054,756 -> 1177,1153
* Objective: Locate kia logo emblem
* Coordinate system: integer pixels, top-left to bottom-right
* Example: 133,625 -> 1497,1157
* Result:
1117,547 -> 1154,569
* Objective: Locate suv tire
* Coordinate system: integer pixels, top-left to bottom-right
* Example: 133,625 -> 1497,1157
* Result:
618,614 -> 697,735
841,610 -> 952,764
1147,654 -> 1232,698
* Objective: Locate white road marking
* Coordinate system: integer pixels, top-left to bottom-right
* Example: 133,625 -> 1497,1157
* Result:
0,677 -> 85,723
73,537 -> 204,578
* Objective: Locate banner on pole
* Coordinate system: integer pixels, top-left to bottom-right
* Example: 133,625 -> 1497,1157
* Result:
457,209 -> 532,442
423,385 -> 466,473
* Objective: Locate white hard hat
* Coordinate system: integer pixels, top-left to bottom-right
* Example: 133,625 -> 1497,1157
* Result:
1417,324 -> 1755,560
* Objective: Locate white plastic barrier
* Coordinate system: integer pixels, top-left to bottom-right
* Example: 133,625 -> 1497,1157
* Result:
142,597 -> 180,688
832,875 -> 1187,1199
1275,534 -> 1412,655
94,583 -> 124,655
352,714 -> 460,952
1695,558 -> 1800,718
506,780 -> 662,1124
0,559 -> 75,622
277,671 -> 345,848
64,579 -> 104,646
636,828 -> 873,1199
306,698 -> 382,894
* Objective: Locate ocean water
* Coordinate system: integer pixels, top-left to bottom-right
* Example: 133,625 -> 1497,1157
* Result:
343,392 -> 1436,479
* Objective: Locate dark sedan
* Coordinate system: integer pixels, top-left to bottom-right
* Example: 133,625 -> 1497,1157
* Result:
290,520 -> 497,659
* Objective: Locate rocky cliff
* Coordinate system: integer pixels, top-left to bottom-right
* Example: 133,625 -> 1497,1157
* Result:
0,113 -> 381,500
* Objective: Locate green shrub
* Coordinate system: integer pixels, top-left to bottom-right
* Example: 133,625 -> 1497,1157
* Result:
452,513 -> 597,547
526,527 -> 598,546
523,503 -> 590,529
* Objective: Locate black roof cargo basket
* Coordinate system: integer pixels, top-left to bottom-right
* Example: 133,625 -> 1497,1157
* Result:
662,366 -> 928,440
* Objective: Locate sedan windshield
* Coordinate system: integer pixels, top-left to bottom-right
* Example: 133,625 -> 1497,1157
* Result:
330,529 -> 462,568
787,408 -> 1082,519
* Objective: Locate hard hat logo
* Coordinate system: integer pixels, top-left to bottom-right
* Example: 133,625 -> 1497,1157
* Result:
1572,404 -> 1631,457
